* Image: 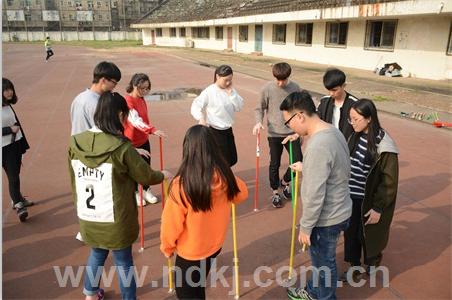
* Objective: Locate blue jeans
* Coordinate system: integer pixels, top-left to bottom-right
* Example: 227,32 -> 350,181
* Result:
306,219 -> 349,300
83,246 -> 136,300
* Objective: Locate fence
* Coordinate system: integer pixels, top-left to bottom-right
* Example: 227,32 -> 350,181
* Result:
2,30 -> 142,41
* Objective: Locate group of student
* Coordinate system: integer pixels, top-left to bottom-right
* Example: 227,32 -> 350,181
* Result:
2,59 -> 399,300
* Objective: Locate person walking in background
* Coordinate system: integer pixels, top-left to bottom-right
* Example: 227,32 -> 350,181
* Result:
342,98 -> 399,281
2,78 -> 33,222
44,36 -> 54,62
69,92 -> 171,300
317,68 -> 358,140
123,73 -> 166,206
281,91 -> 352,300
253,62 -> 302,208
161,125 -> 248,299
70,61 -> 121,241
191,65 -> 244,167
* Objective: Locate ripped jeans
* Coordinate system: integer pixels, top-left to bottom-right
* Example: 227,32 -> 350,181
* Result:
306,219 -> 349,300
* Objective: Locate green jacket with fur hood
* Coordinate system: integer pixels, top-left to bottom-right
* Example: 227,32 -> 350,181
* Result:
69,129 -> 164,250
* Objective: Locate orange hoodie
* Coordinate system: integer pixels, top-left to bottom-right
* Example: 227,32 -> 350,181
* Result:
160,174 -> 248,260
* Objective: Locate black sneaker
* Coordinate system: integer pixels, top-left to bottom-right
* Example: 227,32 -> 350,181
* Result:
339,268 -> 364,283
12,197 -> 34,210
280,180 -> 291,199
14,202 -> 28,222
271,193 -> 283,208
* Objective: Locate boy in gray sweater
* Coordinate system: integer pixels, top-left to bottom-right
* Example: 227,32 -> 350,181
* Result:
253,62 -> 302,208
281,91 -> 352,300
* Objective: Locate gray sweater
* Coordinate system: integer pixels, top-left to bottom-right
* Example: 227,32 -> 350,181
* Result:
255,81 -> 300,137
300,127 -> 352,235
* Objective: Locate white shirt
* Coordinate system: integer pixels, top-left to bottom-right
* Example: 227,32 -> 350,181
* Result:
332,102 -> 343,130
191,84 -> 244,130
2,105 -> 23,147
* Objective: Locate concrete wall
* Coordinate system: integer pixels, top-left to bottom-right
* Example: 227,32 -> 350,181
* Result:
2,31 -> 142,42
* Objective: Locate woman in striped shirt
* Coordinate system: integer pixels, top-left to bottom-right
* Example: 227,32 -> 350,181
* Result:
342,99 -> 399,281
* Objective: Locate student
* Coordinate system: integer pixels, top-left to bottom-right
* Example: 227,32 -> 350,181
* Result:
160,125 -> 248,299
342,99 -> 399,281
281,91 -> 352,300
123,73 -> 166,206
317,68 -> 358,140
44,36 -> 54,62
68,92 -> 171,300
2,78 -> 33,222
253,62 -> 302,208
191,65 -> 244,167
70,61 -> 121,242
71,61 -> 121,136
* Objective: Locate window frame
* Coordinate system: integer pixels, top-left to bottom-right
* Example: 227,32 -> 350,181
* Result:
364,20 -> 398,51
325,21 -> 349,48
169,27 -> 176,37
295,22 -> 313,46
447,22 -> 452,56
215,26 -> 223,40
272,24 -> 287,44
179,27 -> 186,37
156,28 -> 162,37
192,27 -> 210,39
239,25 -> 248,42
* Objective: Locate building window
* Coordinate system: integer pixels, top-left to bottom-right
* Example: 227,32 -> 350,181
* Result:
192,27 -> 210,39
97,1 -> 101,8
272,24 -> 286,44
68,1 -> 72,6
365,20 -> 397,50
179,27 -> 186,37
170,28 -> 176,37
325,22 -> 348,47
215,26 -> 223,40
7,0 -> 13,5
239,25 -> 248,42
296,23 -> 313,45
156,28 -> 162,37
448,23 -> 452,55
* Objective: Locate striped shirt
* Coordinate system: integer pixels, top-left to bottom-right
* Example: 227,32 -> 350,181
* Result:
349,134 -> 371,199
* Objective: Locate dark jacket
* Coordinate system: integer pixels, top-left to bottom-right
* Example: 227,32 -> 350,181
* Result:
317,92 -> 358,141
2,104 -> 30,154
348,131 -> 399,258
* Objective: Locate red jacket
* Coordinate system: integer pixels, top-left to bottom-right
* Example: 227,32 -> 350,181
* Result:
123,94 -> 156,147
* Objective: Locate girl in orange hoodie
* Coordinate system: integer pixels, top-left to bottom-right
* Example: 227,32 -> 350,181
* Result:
160,125 -> 248,299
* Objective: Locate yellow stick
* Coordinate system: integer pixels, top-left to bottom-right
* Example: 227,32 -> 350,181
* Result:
163,178 -> 169,200
167,258 -> 174,293
288,171 -> 299,280
232,203 -> 240,299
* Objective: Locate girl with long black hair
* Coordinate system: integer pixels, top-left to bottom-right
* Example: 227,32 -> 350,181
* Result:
342,98 -> 399,281
160,125 -> 248,299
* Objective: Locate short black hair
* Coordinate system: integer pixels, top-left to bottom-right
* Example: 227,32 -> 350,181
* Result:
280,90 -> 316,116
126,73 -> 151,93
92,61 -> 121,84
2,77 -> 18,105
323,68 -> 346,90
272,62 -> 292,80
94,92 -> 129,139
213,65 -> 233,83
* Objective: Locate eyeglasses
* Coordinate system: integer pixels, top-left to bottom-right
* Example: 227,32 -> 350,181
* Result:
284,112 -> 302,127
107,78 -> 118,85
347,117 -> 365,125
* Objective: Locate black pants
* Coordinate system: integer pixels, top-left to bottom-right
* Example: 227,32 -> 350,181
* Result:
46,49 -> 54,60
137,140 -> 151,190
175,249 -> 221,300
2,141 -> 24,205
344,197 -> 381,266
268,137 -> 302,191
209,127 -> 237,167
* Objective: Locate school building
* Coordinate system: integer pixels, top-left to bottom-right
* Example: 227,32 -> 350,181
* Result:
131,0 -> 452,80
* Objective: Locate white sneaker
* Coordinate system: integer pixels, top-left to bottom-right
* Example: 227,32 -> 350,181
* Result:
136,191 -> 147,207
144,188 -> 159,204
76,232 -> 84,242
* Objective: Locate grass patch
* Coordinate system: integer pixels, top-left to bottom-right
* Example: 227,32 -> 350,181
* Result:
373,95 -> 390,102
5,40 -> 143,49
